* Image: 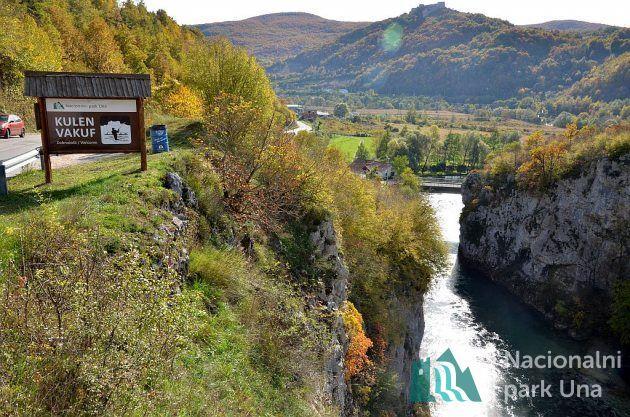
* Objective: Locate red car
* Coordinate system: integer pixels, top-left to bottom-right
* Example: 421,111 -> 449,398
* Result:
0,114 -> 26,138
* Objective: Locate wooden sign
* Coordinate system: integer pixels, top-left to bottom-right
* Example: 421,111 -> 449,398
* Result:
24,72 -> 151,184
44,98 -> 142,153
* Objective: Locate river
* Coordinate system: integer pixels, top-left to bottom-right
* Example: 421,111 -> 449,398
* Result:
422,193 -> 629,417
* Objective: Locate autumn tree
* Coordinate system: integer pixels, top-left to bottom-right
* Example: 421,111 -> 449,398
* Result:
202,93 -> 313,229
342,302 -> 373,381
83,17 -> 127,72
184,38 -> 278,121
154,81 -> 204,119
0,2 -> 61,87
517,135 -> 568,189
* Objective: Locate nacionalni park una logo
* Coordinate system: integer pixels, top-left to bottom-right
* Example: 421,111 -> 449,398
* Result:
410,348 -> 481,403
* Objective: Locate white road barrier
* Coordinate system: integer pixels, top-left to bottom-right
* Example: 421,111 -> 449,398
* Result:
0,148 -> 42,195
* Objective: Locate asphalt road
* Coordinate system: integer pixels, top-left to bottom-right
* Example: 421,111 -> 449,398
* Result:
287,120 -> 313,134
0,133 -> 41,162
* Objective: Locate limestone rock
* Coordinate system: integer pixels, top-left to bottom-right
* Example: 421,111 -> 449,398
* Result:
309,220 -> 350,413
459,156 -> 630,337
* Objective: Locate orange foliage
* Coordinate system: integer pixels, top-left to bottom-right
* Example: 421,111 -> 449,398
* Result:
517,132 -> 568,189
201,92 -> 315,230
341,302 -> 373,381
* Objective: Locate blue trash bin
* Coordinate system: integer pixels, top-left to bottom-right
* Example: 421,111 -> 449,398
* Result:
150,124 -> 169,153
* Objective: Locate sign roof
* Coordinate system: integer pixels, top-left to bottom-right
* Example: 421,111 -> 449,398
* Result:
24,72 -> 151,99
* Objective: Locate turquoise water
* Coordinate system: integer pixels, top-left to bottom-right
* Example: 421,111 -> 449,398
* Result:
423,193 -> 629,417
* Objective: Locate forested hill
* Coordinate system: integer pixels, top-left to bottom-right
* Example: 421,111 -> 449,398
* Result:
194,13 -> 368,65
524,20 -> 615,33
0,0 -> 204,89
270,4 -> 629,103
1,0 -> 216,125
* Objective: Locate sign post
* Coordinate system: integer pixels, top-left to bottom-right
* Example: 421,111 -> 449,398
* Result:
138,98 -> 147,172
37,98 -> 52,183
24,72 -> 151,183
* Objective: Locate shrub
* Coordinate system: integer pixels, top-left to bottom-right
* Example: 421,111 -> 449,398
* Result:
484,124 -> 629,190
199,93 -> 321,231
605,130 -> 630,159
342,302 -> 373,381
0,212 -> 201,415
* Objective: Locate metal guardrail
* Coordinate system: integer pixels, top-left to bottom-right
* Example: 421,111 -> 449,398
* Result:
0,148 -> 42,195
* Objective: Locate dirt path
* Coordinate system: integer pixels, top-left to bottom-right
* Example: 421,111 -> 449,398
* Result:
50,153 -> 123,169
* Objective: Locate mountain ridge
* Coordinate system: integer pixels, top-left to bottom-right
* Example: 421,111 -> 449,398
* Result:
524,19 -> 616,32
269,5 -> 629,102
194,12 -> 368,65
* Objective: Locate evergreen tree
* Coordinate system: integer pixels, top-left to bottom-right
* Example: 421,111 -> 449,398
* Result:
355,141 -> 370,160
334,102 -> 349,118
376,131 -> 391,160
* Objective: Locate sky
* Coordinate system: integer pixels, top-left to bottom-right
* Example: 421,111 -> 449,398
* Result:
142,0 -> 629,27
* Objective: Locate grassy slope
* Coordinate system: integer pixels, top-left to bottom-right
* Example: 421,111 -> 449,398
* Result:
0,154 -> 175,263
329,134 -> 377,161
0,115 -> 199,243
0,123 -> 333,416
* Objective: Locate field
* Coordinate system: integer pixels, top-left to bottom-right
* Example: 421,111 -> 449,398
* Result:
328,134 -> 377,161
320,108 -> 563,138
316,107 -> 568,175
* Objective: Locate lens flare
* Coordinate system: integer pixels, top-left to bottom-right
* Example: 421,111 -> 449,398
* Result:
381,23 -> 403,53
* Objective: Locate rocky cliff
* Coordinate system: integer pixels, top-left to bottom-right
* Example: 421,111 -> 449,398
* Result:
309,220 -> 351,412
459,156 -> 629,338
309,220 -> 427,414
167,172 -> 427,415
385,292 -> 425,406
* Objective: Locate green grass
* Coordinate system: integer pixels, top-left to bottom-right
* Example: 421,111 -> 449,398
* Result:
0,119 -> 199,265
0,152 -> 177,230
328,134 -> 377,161
151,246 -> 335,417
0,116 -> 207,231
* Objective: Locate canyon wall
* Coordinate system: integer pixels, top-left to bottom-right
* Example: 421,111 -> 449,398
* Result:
459,156 -> 629,338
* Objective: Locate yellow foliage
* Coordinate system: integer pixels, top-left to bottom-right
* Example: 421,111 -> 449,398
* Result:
0,5 -> 62,86
158,83 -> 204,119
184,38 -> 278,121
517,139 -> 568,188
83,17 -> 128,73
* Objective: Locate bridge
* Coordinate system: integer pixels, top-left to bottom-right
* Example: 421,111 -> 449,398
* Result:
419,176 -> 464,193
